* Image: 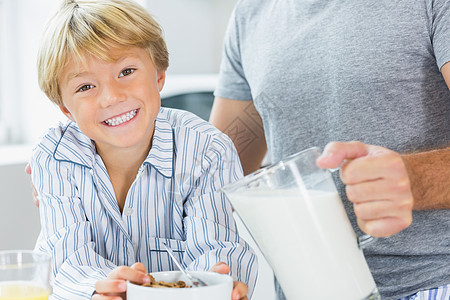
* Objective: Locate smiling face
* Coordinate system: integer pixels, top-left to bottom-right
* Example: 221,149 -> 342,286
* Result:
58,47 -> 165,155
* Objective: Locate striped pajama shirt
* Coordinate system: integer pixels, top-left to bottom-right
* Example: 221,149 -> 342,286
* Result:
30,108 -> 258,299
398,284 -> 449,300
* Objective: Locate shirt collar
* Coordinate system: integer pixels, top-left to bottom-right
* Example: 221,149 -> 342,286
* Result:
53,122 -> 96,168
144,114 -> 174,178
53,112 -> 174,178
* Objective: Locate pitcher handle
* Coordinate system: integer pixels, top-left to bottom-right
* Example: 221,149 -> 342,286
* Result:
328,167 -> 377,250
358,234 -> 377,249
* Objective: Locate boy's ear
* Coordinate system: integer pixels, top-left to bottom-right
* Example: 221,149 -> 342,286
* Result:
157,70 -> 166,92
59,105 -> 75,122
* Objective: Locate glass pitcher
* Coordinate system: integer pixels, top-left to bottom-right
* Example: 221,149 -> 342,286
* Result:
222,147 -> 380,300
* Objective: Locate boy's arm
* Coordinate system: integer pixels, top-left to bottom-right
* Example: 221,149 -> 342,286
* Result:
31,151 -> 116,299
181,132 -> 258,297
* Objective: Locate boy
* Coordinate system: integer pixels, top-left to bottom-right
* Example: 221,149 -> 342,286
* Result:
30,0 -> 257,299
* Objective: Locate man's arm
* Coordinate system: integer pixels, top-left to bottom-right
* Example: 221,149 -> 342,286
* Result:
403,62 -> 450,209
402,147 -> 450,210
442,62 -> 450,89
209,97 -> 267,175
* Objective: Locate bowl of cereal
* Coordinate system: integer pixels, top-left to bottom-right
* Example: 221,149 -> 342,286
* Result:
126,271 -> 233,300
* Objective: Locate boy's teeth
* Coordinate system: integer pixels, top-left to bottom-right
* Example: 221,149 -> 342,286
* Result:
105,109 -> 137,126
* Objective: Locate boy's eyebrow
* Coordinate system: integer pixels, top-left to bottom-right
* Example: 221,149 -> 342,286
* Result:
66,71 -> 89,82
64,54 -> 138,82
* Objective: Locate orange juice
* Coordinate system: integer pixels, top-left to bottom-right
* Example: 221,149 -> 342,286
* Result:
0,282 -> 50,300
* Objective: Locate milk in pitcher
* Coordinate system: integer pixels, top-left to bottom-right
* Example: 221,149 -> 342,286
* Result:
228,188 -> 377,300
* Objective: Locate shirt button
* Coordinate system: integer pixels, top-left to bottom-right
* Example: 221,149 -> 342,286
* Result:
123,208 -> 133,216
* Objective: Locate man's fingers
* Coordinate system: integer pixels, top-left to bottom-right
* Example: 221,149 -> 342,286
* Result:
348,181 -> 413,237
352,198 -> 413,220
357,216 -> 412,237
26,162 -> 40,208
31,182 -> 40,208
25,163 -> 32,175
345,179 -> 412,204
317,141 -> 369,169
340,151 -> 407,184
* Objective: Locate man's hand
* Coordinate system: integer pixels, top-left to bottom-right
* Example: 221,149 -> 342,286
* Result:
25,163 -> 39,207
316,141 -> 413,237
211,262 -> 248,300
92,263 -> 150,300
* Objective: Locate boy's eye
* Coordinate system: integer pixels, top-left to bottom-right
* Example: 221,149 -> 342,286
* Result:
77,84 -> 95,93
119,68 -> 136,77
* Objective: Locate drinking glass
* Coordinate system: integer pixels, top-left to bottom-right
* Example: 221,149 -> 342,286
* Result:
222,147 -> 380,300
0,250 -> 51,300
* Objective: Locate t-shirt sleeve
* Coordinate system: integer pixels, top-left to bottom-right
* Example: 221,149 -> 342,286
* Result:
214,7 -> 253,101
432,0 -> 450,69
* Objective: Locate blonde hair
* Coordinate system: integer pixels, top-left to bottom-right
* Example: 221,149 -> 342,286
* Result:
37,0 -> 169,105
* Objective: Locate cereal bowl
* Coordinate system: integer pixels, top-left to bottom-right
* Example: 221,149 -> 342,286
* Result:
126,271 -> 233,300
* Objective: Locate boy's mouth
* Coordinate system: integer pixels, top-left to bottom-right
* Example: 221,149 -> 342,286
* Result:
103,109 -> 138,126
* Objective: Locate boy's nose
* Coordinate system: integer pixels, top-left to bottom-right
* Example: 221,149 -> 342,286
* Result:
100,81 -> 126,107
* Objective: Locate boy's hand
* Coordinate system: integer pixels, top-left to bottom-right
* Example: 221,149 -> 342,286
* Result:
316,141 -> 413,237
211,262 -> 248,300
92,263 -> 150,300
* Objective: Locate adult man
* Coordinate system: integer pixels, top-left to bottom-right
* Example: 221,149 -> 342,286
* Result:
209,0 -> 450,299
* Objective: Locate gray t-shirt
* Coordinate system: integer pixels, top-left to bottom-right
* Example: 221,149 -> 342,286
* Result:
215,0 -> 450,299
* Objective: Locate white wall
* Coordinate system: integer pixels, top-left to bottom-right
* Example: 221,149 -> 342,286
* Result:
146,0 -> 236,74
9,0 -> 69,145
0,0 -> 58,251
0,161 -> 39,250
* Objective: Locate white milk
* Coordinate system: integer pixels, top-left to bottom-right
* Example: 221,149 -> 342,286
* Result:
227,188 -> 376,300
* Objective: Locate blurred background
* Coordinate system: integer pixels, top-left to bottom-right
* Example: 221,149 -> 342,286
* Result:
0,1 -> 274,298
0,0 -> 236,247
0,0 -> 234,145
